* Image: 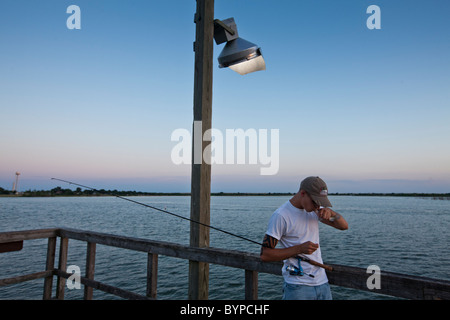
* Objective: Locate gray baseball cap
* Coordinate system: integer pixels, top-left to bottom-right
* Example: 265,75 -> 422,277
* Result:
300,176 -> 332,207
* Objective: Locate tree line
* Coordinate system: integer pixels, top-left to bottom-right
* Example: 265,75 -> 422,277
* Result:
1,186 -> 448,198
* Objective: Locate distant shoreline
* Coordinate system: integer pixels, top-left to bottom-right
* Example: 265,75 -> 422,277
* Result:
1,189 -> 449,199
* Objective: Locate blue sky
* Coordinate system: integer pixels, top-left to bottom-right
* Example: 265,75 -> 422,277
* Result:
1,0 -> 449,193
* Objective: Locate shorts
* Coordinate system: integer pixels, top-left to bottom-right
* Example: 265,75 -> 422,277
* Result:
282,282 -> 332,300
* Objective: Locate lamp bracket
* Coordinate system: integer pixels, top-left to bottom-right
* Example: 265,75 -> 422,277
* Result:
213,18 -> 239,44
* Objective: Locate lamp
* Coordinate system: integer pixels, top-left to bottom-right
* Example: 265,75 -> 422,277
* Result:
214,18 -> 266,75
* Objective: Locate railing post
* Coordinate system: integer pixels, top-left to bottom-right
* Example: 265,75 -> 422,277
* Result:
147,252 -> 158,299
56,237 -> 68,300
43,237 -> 56,300
245,270 -> 258,300
84,242 -> 96,300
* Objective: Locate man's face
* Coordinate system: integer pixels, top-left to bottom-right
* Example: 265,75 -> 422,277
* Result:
302,191 -> 320,212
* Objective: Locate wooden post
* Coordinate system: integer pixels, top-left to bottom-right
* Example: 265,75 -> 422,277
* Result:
43,237 -> 56,300
189,0 -> 214,300
84,242 -> 96,300
56,237 -> 68,300
147,253 -> 158,299
245,270 -> 258,300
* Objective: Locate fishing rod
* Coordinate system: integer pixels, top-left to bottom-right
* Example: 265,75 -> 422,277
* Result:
51,178 -> 262,246
299,255 -> 333,272
51,178 -> 334,273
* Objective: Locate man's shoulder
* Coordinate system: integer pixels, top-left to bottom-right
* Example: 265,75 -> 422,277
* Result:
274,200 -> 299,216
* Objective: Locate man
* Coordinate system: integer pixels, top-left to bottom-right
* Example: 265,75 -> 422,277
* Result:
260,176 -> 348,300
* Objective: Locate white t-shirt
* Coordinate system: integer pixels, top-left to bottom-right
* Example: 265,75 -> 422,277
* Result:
266,200 -> 328,286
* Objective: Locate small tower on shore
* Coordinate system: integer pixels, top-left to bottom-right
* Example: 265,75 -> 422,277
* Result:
12,172 -> 20,194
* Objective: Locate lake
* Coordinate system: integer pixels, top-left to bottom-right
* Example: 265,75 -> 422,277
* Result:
1,195 -> 449,299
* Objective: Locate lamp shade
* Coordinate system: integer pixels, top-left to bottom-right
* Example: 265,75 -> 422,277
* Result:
217,37 -> 266,75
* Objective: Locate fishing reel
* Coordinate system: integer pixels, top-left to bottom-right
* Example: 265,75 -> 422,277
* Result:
286,257 -> 314,278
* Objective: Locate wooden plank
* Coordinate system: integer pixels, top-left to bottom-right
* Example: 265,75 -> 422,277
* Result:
58,228 -> 279,273
43,237 -> 56,300
0,229 -> 58,243
189,0 -> 215,301
146,253 -> 158,299
55,270 -> 151,300
0,241 -> 23,253
84,242 -> 96,300
326,264 -> 450,300
56,237 -> 69,300
0,270 -> 53,287
245,270 -> 258,300
2,227 -> 450,300
54,228 -> 450,300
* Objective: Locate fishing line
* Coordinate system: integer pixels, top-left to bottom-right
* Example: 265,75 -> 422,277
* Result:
51,178 -> 262,246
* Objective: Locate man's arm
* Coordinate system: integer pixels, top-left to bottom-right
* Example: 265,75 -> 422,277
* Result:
317,208 -> 348,230
260,234 -> 319,262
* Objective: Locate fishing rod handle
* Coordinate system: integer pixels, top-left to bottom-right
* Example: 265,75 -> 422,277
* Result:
309,260 -> 333,272
299,256 -> 334,272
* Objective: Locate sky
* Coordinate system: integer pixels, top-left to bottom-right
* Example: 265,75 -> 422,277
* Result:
1,0 -> 449,193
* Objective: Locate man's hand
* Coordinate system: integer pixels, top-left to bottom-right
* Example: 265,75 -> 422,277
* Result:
296,241 -> 319,255
316,207 -> 334,221
316,208 -> 349,230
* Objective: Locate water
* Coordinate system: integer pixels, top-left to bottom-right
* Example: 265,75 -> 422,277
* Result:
0,195 -> 449,300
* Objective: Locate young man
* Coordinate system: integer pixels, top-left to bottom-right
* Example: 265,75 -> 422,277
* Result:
260,176 -> 348,300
